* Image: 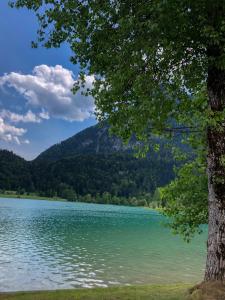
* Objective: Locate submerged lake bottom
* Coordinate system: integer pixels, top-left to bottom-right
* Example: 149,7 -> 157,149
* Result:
0,198 -> 206,292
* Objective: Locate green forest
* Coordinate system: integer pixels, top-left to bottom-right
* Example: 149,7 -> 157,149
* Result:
0,123 -> 181,207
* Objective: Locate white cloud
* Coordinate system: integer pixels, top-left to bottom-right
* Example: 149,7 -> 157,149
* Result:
23,139 -> 30,144
0,109 -> 49,145
0,65 -> 95,121
39,110 -> 50,120
0,109 -> 42,123
0,117 -> 28,145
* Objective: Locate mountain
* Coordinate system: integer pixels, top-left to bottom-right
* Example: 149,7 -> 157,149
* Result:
0,123 -> 178,204
35,123 -> 135,163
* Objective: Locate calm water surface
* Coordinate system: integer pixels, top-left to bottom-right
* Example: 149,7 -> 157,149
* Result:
0,198 -> 206,292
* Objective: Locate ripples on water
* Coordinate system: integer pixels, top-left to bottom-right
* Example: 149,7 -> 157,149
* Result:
0,198 -> 206,291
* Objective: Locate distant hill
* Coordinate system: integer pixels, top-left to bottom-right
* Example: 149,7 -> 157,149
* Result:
0,123 -> 179,204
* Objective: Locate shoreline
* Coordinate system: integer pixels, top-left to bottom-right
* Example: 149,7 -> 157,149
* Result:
0,195 -> 160,211
0,284 -> 192,300
0,194 -> 67,202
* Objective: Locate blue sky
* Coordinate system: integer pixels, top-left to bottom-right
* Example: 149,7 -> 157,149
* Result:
0,2 -> 96,160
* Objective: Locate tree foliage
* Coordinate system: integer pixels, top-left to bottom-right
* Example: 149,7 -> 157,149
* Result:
10,0 -> 225,239
161,159 -> 208,241
10,0 -> 221,137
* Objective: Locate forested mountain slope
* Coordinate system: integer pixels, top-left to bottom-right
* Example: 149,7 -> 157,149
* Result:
0,150 -> 33,191
0,123 -> 179,203
35,123 -> 136,162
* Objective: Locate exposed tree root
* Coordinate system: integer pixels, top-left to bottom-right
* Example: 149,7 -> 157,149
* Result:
189,281 -> 225,300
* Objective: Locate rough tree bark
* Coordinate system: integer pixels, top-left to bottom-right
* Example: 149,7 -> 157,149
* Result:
204,54 -> 225,280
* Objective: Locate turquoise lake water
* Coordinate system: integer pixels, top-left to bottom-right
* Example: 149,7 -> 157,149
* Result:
0,198 -> 207,292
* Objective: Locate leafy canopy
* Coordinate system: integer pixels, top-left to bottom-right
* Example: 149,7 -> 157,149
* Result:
161,159 -> 208,241
11,0 -> 224,138
10,0 -> 225,237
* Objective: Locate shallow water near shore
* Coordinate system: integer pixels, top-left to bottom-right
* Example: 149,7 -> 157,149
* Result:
0,198 -> 206,292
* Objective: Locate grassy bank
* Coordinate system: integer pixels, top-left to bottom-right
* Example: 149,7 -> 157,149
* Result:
0,195 -> 159,210
0,284 -> 193,300
0,193 -> 66,202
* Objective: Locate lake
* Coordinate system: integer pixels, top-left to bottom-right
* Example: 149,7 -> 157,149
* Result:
0,198 -> 206,292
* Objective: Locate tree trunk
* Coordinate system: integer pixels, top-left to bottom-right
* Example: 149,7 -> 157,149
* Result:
204,62 -> 225,280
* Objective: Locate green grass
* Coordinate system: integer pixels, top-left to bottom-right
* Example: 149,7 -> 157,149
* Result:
0,284 -> 192,300
0,193 -> 66,202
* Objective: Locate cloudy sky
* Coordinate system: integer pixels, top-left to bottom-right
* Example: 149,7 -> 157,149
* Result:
0,2 -> 96,160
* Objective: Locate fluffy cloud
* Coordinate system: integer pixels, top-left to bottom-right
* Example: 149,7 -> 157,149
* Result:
0,65 -> 95,121
39,110 -> 50,120
0,117 -> 28,145
0,109 -> 50,143
0,109 -> 44,123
